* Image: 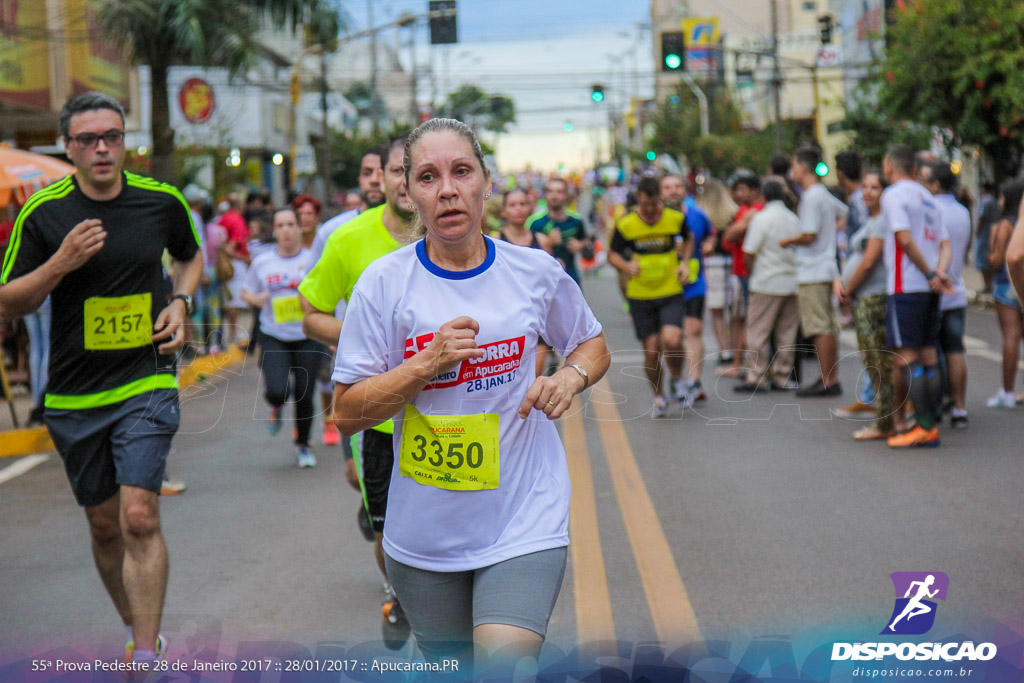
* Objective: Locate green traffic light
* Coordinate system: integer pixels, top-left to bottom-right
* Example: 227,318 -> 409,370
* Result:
665,54 -> 682,70
591,91 -> 604,103
646,151 -> 656,161
563,121 -> 573,131
815,161 -> 829,177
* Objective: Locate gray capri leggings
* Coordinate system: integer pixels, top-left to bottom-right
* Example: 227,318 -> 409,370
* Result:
384,546 -> 568,659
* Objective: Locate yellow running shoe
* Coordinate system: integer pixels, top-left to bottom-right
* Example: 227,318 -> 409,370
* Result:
124,633 -> 166,665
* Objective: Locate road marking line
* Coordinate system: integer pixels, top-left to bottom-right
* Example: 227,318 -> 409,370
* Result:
590,377 -> 703,644
562,401 -> 615,643
0,454 -> 49,486
963,334 -> 989,350
1,344 -> 247,459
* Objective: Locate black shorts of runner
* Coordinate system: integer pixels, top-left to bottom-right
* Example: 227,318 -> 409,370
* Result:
886,292 -> 941,350
939,307 -> 966,354
627,294 -> 685,340
356,427 -> 394,533
683,295 -> 705,321
44,388 -> 180,507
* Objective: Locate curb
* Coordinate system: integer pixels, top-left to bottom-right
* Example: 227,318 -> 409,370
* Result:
0,344 -> 247,459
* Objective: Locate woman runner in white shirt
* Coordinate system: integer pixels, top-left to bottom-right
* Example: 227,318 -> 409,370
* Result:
333,118 -> 609,673
242,208 -> 324,468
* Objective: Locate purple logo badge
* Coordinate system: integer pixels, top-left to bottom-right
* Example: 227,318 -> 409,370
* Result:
881,571 -> 949,635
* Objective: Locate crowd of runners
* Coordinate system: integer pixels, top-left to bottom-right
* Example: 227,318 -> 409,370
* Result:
5,90 -> 1024,678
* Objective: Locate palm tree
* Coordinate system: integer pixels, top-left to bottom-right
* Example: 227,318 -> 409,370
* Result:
97,0 -> 343,183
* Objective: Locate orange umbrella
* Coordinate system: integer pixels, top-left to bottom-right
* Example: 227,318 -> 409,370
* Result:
0,147 -> 74,208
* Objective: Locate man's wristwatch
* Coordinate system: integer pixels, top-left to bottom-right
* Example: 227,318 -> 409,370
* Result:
926,271 -> 937,281
562,363 -> 589,390
171,293 -> 194,315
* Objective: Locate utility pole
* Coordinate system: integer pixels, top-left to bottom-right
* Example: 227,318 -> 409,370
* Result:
320,52 -> 331,202
368,0 -> 379,132
408,17 -> 418,124
771,0 -> 783,154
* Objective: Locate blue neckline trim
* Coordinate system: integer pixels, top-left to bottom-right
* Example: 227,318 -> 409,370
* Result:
416,235 -> 495,280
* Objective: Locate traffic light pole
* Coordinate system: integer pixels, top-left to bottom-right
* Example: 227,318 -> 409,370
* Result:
288,9 -> 447,191
680,72 -> 709,137
290,43 -> 323,189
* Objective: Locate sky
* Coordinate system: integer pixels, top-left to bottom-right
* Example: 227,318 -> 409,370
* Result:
343,0 -> 657,172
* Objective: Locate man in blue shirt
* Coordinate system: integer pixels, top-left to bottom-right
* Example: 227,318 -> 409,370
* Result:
528,178 -> 588,283
662,173 -> 710,404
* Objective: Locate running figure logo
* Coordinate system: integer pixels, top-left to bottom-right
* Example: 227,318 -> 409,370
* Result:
881,571 -> 949,635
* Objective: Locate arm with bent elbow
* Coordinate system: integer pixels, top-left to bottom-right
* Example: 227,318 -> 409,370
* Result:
333,316 -> 485,437
843,237 -> 884,298
780,232 -> 817,248
300,293 -> 343,346
895,230 -> 937,278
0,219 -> 106,318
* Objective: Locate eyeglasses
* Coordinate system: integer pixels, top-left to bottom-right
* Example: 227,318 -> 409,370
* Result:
66,130 -> 126,149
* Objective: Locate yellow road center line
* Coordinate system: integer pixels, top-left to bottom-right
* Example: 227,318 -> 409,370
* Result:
562,401 -> 615,643
1,344 -> 246,458
590,377 -> 703,645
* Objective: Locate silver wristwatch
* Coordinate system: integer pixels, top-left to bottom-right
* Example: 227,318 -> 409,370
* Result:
562,363 -> 589,390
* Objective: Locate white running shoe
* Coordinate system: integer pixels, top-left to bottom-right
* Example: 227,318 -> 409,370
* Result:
296,446 -> 317,468
652,395 -> 671,418
671,377 -> 696,406
680,381 -> 696,408
986,389 -> 1016,409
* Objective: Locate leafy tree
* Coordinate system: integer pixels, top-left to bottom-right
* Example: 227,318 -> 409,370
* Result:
98,0 -> 344,183
649,82 -> 745,150
344,82 -> 376,121
840,95 -> 932,167
329,128 -> 394,191
343,81 -> 392,132
649,81 -> 811,177
872,0 -> 1024,179
439,85 -> 516,134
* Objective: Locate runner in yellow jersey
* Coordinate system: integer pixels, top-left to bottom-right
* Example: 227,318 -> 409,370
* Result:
608,176 -> 692,417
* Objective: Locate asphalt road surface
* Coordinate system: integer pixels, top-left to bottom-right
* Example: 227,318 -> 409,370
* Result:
1,274 -> 1021,679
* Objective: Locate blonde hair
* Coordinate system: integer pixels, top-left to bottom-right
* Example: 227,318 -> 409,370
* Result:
698,179 -> 739,230
404,118 -> 486,174
401,117 -> 491,242
406,212 -> 427,241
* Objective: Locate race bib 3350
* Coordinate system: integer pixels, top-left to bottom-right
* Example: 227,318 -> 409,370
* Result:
399,405 -> 499,491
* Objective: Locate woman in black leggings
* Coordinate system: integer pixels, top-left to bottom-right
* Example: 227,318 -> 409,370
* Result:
241,208 -> 325,468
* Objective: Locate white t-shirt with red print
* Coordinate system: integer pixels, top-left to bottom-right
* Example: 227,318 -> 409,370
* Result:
334,236 -> 602,571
